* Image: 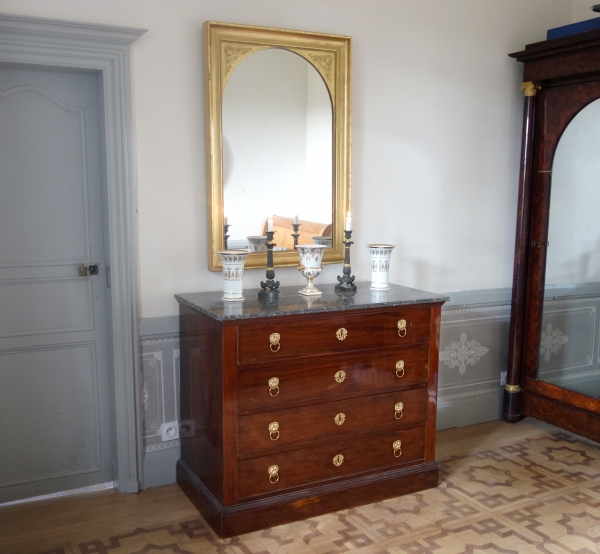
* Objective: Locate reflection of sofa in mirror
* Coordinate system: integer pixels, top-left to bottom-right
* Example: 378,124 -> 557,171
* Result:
261,216 -> 331,250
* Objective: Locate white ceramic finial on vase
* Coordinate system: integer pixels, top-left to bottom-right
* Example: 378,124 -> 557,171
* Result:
218,250 -> 249,301
367,244 -> 395,290
296,244 -> 327,296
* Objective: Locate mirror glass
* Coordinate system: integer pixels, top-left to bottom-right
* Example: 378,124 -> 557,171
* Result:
538,97 -> 600,396
222,48 -> 333,252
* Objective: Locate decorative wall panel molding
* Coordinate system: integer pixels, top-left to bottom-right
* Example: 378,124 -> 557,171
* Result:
437,307 -> 510,430
137,285 -> 600,486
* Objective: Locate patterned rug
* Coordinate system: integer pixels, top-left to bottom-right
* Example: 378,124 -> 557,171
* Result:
40,431 -> 600,554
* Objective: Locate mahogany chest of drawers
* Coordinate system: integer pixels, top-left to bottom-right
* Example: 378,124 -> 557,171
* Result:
175,283 -> 448,537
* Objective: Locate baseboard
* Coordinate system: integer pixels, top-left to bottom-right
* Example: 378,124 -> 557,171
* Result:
437,385 -> 503,430
143,445 -> 181,488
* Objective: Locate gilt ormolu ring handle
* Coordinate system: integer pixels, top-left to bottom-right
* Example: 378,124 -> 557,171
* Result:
336,328 -> 348,341
269,333 -> 281,352
268,464 -> 279,484
393,440 -> 402,458
397,319 -> 407,338
395,402 -> 404,420
269,421 -> 280,440
268,377 -> 280,396
333,454 -> 344,466
335,370 -> 346,383
396,360 -> 405,378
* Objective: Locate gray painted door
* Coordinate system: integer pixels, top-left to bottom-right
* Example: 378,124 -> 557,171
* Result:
0,67 -> 112,502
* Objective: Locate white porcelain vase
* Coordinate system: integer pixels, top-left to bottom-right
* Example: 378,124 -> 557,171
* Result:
246,236 -> 268,252
296,244 -> 327,296
367,244 -> 395,290
218,250 -> 249,301
312,236 -> 332,248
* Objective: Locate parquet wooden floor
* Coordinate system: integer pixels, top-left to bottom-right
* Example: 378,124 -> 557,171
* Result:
3,418 -> 600,554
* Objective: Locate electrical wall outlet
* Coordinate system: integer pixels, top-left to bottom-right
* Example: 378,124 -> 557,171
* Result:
500,371 -> 507,386
179,419 -> 196,438
160,421 -> 180,442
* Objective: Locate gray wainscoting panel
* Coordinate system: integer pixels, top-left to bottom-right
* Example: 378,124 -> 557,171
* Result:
539,296 -> 600,397
139,330 -> 180,489
138,287 -> 600,487
437,304 -> 510,430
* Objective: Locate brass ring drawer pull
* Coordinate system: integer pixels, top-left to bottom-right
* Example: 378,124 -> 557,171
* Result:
269,333 -> 281,352
397,319 -> 407,337
334,412 -> 345,425
269,421 -> 280,440
395,402 -> 404,420
396,360 -> 405,378
268,464 -> 279,484
393,440 -> 402,458
268,377 -> 280,396
336,328 -> 348,341
333,454 -> 344,466
335,370 -> 346,383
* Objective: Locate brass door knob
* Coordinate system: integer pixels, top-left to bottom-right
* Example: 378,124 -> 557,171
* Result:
395,360 -> 405,378
393,440 -> 402,458
334,412 -> 346,425
336,328 -> 348,341
333,454 -> 344,466
334,370 -> 346,383
269,421 -> 280,440
268,464 -> 279,483
269,333 -> 281,352
268,377 -> 280,396
395,402 -> 404,420
397,319 -> 407,337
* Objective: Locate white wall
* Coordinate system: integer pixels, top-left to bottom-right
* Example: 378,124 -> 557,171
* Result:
572,1 -> 599,23
0,0 -> 574,317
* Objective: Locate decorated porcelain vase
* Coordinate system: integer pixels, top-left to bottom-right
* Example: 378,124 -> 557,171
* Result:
218,250 -> 249,301
296,244 -> 327,296
312,236 -> 332,248
367,244 -> 395,290
246,236 -> 268,252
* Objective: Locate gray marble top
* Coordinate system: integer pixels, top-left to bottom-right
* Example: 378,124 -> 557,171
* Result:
175,282 -> 449,321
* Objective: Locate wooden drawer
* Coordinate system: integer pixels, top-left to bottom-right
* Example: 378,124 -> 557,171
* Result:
238,388 -> 427,459
237,308 -> 430,364
238,426 -> 426,499
238,346 -> 429,412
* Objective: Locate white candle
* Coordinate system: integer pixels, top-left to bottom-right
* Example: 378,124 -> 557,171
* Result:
345,211 -> 352,231
294,214 -> 299,225
224,214 -> 228,226
267,216 -> 273,232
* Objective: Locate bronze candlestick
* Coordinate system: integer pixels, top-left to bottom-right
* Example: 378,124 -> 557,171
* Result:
335,229 -> 357,293
291,223 -> 301,248
258,231 -> 282,301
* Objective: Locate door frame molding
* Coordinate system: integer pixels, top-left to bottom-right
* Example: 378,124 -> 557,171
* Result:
0,13 -> 147,493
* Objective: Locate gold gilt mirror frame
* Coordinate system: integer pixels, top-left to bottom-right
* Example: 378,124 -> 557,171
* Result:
204,21 -> 351,270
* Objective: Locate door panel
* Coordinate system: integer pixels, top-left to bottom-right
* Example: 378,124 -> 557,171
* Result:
0,67 -> 111,502
0,343 -> 100,484
0,86 -> 89,266
0,279 -> 94,337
